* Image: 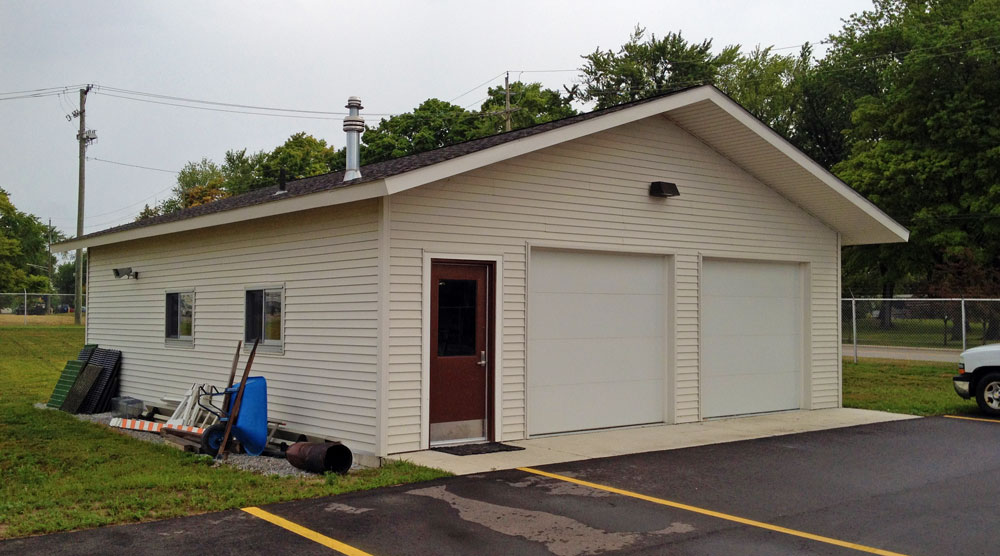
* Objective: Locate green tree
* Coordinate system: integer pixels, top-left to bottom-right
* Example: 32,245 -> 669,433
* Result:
135,203 -> 161,221
831,0 -> 1000,301
261,133 -> 339,183
172,158 -> 228,211
478,81 -> 577,133
54,255 -> 86,294
221,148 -> 269,195
361,99 -> 485,165
0,188 -> 52,292
715,46 -> 812,138
576,26 -> 740,108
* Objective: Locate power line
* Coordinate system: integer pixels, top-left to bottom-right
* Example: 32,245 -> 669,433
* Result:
448,71 -> 507,103
0,84 -> 88,96
0,90 -> 69,101
513,69 -> 580,73
96,86 -> 400,117
96,92 -> 347,120
88,157 -> 178,174
85,190 -> 173,220
99,86 -> 353,116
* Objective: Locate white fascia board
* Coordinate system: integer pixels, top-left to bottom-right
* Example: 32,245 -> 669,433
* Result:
53,179 -> 388,252
382,87 -> 716,194
701,90 -> 909,245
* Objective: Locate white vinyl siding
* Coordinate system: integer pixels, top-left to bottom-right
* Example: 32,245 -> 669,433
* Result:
87,200 -> 381,455
386,115 -> 838,453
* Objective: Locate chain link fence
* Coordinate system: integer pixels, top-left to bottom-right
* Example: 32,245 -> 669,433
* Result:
0,293 -> 86,326
842,298 -> 1000,361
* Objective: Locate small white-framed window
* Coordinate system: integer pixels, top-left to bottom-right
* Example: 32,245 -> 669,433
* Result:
245,286 -> 283,352
165,290 -> 194,346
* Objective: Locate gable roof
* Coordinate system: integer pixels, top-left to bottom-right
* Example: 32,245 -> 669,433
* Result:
54,85 -> 907,251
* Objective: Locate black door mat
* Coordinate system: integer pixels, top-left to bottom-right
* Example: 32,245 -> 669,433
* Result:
431,442 -> 525,456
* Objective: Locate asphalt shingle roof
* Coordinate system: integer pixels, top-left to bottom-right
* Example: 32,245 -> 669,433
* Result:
79,87 -> 698,242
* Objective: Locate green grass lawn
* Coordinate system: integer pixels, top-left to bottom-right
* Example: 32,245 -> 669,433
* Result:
0,327 -> 449,539
843,356 -> 979,416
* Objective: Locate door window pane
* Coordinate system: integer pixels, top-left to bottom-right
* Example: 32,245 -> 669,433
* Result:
438,279 -> 476,356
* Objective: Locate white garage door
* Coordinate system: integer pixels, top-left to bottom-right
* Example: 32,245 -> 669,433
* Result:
702,259 -> 802,418
528,250 -> 665,436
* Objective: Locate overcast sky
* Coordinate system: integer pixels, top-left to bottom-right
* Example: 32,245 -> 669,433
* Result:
1,0 -> 874,238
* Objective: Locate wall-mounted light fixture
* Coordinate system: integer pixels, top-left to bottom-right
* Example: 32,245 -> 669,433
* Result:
649,181 -> 680,198
113,267 -> 138,280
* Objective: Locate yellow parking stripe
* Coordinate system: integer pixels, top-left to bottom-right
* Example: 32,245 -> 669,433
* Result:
242,506 -> 374,556
944,415 -> 1000,423
518,467 -> 908,556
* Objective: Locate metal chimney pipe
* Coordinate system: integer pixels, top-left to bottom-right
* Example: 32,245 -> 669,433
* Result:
343,96 -> 364,181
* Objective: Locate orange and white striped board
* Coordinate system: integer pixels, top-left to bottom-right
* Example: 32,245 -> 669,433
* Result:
109,417 -> 205,435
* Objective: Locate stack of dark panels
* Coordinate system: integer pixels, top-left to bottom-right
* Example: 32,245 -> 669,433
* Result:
46,344 -> 98,409
78,344 -> 98,362
60,364 -> 104,414
78,348 -> 122,414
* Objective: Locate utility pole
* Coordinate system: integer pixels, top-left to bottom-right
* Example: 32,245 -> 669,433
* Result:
74,85 -> 94,326
46,218 -> 52,314
504,72 -> 512,132
485,72 -> 519,131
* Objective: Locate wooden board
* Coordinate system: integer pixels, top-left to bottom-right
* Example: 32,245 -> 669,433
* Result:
60,364 -> 103,414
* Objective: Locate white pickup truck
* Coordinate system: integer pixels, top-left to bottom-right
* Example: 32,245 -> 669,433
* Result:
954,344 -> 1000,415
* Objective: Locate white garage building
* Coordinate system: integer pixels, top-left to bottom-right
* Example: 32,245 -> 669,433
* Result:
56,85 -> 907,459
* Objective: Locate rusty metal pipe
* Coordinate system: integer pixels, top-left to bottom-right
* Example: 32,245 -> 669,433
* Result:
286,442 -> 352,474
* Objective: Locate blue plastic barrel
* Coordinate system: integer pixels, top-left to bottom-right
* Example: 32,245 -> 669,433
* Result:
227,377 -> 268,456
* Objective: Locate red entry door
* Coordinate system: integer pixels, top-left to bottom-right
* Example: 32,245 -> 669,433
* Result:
430,261 -> 491,444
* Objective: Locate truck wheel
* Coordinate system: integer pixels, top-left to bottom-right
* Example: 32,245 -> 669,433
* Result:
975,372 -> 1000,416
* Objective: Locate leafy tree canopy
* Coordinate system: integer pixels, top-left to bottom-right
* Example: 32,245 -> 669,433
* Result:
576,26 -> 740,108
261,132 -> 340,183
0,188 -> 53,292
830,0 -> 1000,296
478,81 -> 577,133
361,99 -> 485,165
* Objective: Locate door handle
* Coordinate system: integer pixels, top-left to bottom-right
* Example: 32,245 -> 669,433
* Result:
477,351 -> 487,367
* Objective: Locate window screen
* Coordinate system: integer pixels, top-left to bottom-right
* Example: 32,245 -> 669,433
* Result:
246,288 -> 282,345
165,292 -> 193,340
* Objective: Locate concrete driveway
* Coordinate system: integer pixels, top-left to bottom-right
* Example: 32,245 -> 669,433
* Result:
5,415 -> 999,555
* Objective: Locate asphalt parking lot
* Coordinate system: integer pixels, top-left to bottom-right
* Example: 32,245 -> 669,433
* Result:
5,415 -> 999,555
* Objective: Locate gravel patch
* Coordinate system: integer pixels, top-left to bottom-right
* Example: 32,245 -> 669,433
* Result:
35,403 -> 318,476
225,453 -> 315,478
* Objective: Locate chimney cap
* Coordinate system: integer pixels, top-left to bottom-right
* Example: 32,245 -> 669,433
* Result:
343,115 -> 365,133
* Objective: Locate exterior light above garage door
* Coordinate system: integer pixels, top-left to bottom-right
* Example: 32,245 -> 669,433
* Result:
112,267 -> 138,279
649,181 -> 680,197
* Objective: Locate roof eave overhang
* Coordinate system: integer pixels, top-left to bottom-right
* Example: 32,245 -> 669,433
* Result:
52,179 -> 389,252
692,92 -> 909,246
54,85 -> 907,251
